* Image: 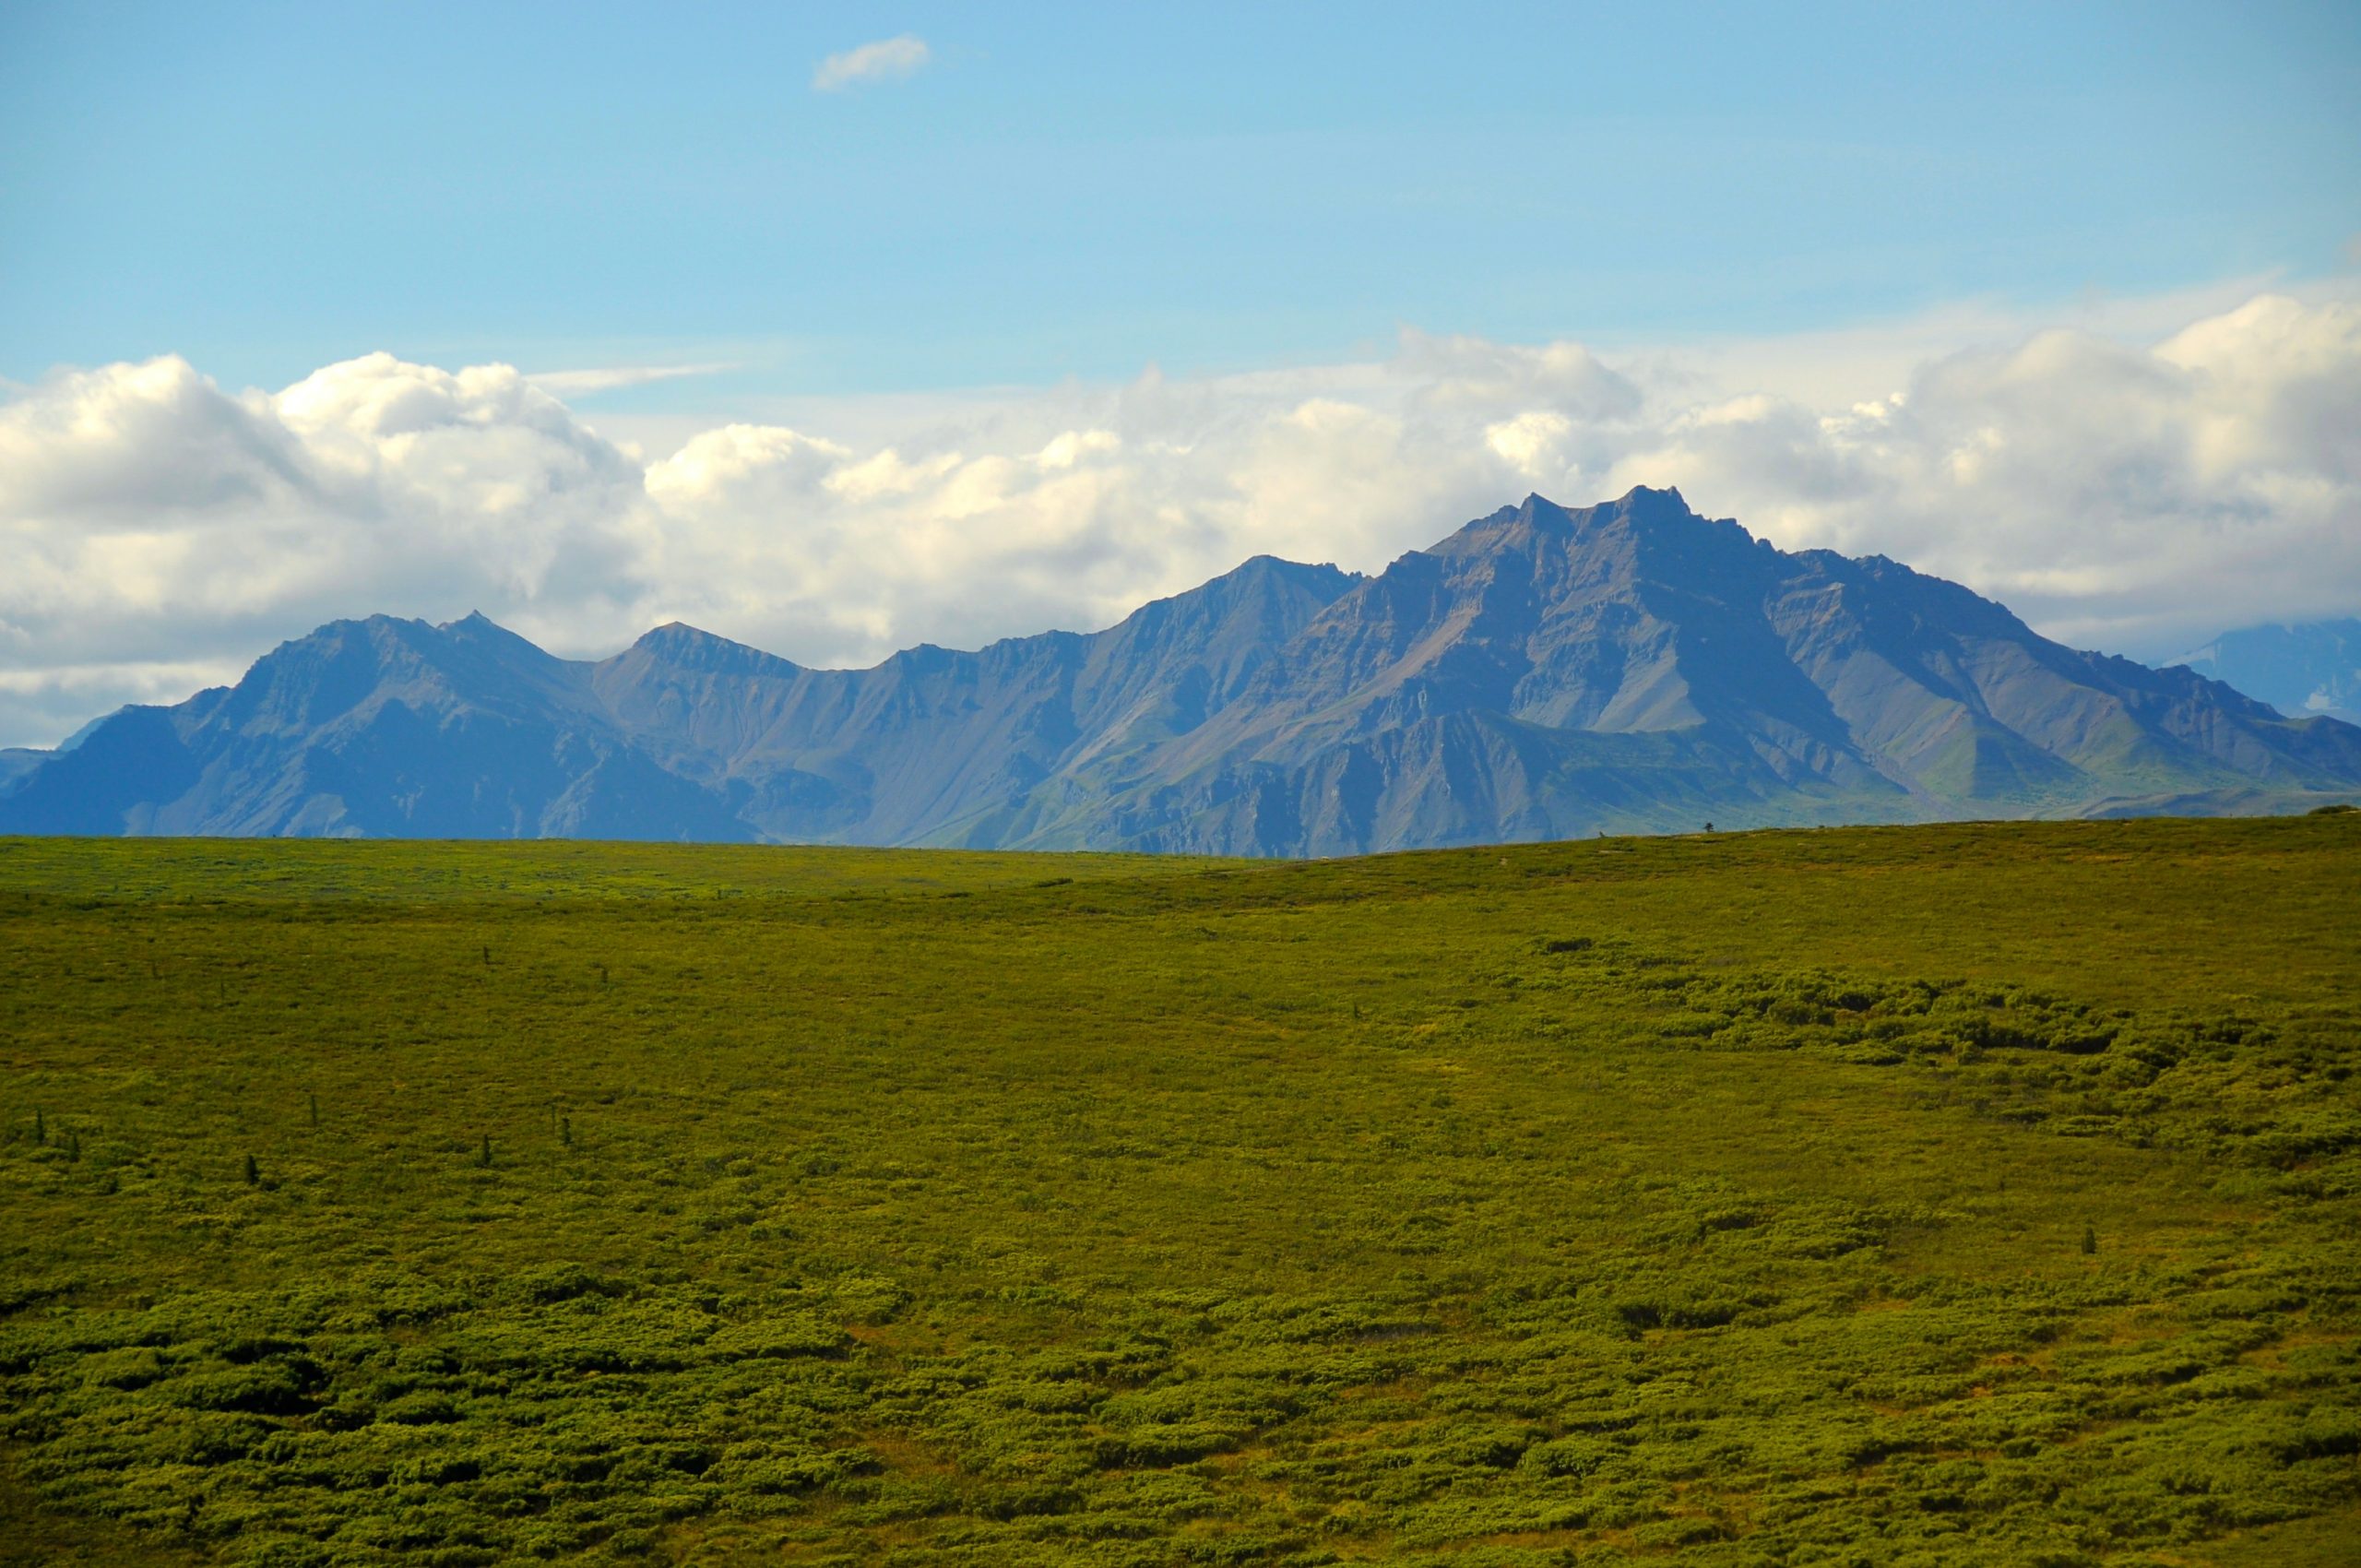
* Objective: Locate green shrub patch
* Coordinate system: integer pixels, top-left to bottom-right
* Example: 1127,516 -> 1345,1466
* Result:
1,820 -> 2356,1564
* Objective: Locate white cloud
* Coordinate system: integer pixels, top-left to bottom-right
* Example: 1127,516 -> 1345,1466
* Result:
1594,291 -> 2361,652
1035,430 -> 1121,471
644,423 -> 850,509
0,352 -> 650,745
813,34 -> 930,92
1484,410 -> 1575,482
525,362 -> 737,397
3,284 -> 2358,747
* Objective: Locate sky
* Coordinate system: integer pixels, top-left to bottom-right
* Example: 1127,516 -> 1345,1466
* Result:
2,2 -> 2358,748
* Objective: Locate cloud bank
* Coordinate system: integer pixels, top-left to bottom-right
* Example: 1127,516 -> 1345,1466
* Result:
813,34 -> 930,91
3,290 -> 2357,748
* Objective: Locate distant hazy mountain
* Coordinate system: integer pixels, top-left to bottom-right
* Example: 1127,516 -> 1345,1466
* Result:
2165,618 -> 2361,727
7,488 -> 2357,850
0,750 -> 46,796
0,709 -> 110,800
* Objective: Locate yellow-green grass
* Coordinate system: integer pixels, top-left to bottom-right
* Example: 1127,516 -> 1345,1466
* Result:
0,817 -> 2355,1566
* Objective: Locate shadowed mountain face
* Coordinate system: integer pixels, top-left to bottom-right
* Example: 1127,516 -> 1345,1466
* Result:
7,489 -> 2357,850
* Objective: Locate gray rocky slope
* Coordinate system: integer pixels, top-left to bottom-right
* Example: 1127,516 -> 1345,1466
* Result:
6,488 -> 2356,850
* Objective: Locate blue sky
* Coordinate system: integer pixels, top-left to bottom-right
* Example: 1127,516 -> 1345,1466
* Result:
2,3 -> 2358,750
4,1 -> 2355,404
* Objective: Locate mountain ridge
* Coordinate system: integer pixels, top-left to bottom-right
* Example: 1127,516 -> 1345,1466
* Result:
6,488 -> 2356,851
2168,617 -> 2361,726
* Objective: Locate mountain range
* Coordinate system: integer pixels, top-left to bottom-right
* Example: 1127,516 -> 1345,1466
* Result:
2168,618 -> 2361,728
6,487 -> 2357,852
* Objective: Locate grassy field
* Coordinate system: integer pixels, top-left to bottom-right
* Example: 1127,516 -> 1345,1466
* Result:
1,818 -> 2356,1567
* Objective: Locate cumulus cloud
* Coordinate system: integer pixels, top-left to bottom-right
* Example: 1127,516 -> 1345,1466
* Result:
2,287 -> 2357,747
813,34 -> 930,91
0,353 -> 649,744
1595,292 -> 2361,651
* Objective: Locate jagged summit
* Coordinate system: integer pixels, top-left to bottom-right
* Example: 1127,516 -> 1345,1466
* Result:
623,621 -> 801,676
6,491 -> 2356,849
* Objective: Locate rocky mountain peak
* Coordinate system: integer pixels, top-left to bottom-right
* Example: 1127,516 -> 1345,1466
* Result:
6,493 -> 2355,848
621,622 -> 800,677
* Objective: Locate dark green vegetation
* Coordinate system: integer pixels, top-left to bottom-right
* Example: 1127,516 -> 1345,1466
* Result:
2,819 -> 2357,1566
